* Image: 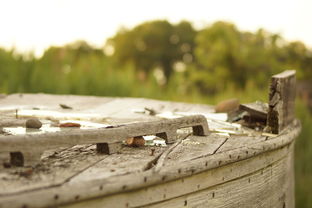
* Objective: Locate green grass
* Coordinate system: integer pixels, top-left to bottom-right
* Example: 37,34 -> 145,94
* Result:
295,100 -> 312,208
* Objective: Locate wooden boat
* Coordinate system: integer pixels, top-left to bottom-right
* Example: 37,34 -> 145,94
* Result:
0,71 -> 301,208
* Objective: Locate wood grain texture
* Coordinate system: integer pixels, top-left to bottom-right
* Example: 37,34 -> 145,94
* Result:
267,70 -> 296,133
0,115 -> 209,151
0,115 -> 209,165
0,93 -> 301,208
60,144 -> 295,208
0,122 -> 300,208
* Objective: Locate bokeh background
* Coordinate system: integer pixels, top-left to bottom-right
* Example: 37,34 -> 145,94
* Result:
0,0 -> 311,207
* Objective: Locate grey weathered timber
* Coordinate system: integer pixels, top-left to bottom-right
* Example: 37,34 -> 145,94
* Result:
0,70 -> 301,208
0,123 -> 300,208
60,143 -> 295,208
0,115 -> 209,166
239,101 -> 268,120
267,70 -> 296,133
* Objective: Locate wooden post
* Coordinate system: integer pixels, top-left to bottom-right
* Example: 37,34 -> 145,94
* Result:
267,70 -> 296,134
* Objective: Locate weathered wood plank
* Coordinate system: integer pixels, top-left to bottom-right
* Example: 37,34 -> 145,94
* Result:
0,94 -> 214,115
69,146 -> 168,183
59,144 -> 294,208
0,144 -> 168,195
267,70 -> 296,133
0,94 -> 114,111
165,134 -> 228,163
0,93 -> 300,208
0,144 -> 106,195
239,102 -> 268,120
144,147 -> 294,208
0,123 -> 300,208
0,115 -> 209,166
216,135 -> 266,153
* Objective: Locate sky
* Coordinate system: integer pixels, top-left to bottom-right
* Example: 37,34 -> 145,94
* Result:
0,0 -> 311,57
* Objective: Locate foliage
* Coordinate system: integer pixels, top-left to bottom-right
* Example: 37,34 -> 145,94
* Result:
108,20 -> 196,82
193,22 -> 298,93
295,100 -> 312,208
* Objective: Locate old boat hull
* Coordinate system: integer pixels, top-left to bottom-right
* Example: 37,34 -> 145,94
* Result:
0,109 -> 300,208
62,139 -> 297,208
0,70 -> 300,208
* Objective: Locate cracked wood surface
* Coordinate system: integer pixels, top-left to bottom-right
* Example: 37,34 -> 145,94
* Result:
267,70 -> 296,133
0,93 -> 301,208
0,114 -> 209,166
0,94 -> 214,195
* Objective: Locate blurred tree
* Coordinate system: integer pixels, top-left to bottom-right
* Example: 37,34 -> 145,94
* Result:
192,22 -> 289,94
0,49 -> 35,93
28,41 -> 107,94
107,20 -> 197,83
193,21 -> 242,93
0,19 -> 311,98
281,41 -> 312,80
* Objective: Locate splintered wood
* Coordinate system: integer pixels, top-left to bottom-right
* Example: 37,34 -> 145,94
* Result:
267,70 -> 296,134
